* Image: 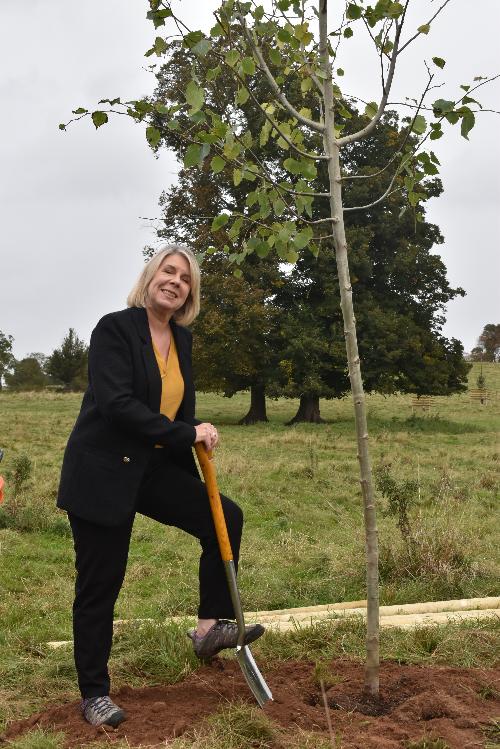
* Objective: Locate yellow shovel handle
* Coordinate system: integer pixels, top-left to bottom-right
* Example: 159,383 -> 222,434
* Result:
195,443 -> 233,562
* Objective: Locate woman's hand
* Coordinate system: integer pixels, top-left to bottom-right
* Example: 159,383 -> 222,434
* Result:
194,422 -> 219,451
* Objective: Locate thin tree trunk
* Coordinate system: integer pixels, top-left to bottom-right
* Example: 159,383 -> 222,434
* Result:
238,383 -> 269,424
319,0 -> 380,696
286,394 -> 325,424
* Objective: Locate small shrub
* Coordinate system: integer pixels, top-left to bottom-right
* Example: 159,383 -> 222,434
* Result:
10,454 -> 33,495
476,371 -> 486,390
0,488 -> 70,535
375,462 -> 418,550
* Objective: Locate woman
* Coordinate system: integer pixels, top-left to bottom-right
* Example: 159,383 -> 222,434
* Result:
57,245 -> 264,728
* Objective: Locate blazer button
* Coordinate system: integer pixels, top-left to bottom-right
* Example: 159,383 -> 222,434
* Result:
123,456 -> 131,463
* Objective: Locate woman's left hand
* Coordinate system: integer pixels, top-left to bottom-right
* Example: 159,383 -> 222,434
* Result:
194,422 -> 219,451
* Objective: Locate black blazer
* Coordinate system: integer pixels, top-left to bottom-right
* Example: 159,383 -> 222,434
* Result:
57,307 -> 200,526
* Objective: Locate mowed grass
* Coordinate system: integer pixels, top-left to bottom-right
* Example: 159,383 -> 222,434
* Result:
0,363 -> 498,730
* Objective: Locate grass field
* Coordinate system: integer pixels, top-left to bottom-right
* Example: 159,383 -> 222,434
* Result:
0,362 -> 498,734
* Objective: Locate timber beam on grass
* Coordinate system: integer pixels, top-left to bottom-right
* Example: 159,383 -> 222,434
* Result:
46,597 -> 500,649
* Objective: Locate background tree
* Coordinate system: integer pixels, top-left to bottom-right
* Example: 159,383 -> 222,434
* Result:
146,41 -> 298,422
4,356 -> 48,392
274,108 -> 470,421
471,323 -> 500,362
46,328 -> 88,391
64,0 -> 497,696
0,331 -> 14,391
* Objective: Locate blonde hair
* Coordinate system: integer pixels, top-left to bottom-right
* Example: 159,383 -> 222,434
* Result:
127,245 -> 201,326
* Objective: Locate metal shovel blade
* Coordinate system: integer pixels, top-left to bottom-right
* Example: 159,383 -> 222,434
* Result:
235,645 -> 273,707
224,559 -> 273,707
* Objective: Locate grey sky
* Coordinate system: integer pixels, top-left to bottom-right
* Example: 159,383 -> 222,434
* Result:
1,1 -> 498,361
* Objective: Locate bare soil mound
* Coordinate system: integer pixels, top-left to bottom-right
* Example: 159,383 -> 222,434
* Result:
3,659 -> 499,748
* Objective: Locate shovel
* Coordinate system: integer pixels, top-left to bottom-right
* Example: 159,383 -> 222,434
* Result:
195,443 -> 273,708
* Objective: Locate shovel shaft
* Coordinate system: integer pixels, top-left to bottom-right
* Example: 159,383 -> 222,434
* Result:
195,444 -> 233,562
195,443 -> 273,707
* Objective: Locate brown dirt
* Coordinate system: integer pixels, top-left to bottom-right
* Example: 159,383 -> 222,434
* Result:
2,659 -> 499,748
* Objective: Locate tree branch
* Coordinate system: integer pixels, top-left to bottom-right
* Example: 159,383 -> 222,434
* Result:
398,0 -> 452,56
342,68 -> 434,182
337,17 -> 404,146
236,13 -> 325,133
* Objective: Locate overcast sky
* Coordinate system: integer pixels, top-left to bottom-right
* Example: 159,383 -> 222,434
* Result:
1,1 -> 498,361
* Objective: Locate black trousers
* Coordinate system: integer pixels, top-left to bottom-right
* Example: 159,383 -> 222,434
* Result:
69,450 -> 243,698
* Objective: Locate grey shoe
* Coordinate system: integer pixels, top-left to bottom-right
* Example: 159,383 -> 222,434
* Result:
81,696 -> 126,727
187,619 -> 265,659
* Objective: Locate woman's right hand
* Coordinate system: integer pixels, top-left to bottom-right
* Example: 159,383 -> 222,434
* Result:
194,422 -> 219,451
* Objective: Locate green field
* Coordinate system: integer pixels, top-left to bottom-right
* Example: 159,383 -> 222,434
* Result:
0,362 -> 498,732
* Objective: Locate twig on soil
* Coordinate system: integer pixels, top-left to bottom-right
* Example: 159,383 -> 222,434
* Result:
320,678 -> 336,748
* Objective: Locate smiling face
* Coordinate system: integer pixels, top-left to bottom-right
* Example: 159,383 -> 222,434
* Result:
146,253 -> 192,321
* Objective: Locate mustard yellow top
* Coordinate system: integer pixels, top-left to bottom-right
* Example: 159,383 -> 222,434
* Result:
152,334 -> 184,421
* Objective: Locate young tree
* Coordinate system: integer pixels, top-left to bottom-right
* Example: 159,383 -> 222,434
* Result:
63,0 -> 497,696
46,328 -> 88,391
0,331 -> 14,391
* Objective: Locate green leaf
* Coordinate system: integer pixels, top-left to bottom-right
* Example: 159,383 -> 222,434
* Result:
225,49 -> 240,67
72,107 -> 88,115
211,213 -> 230,231
418,23 -> 430,34
91,111 -> 108,129
300,160 -> 317,180
58,123 -> 66,131
294,227 -> 313,249
429,125 -> 443,140
411,114 -> 426,135
283,157 -> 302,174
301,78 -> 313,93
236,86 -> 250,105
269,48 -> 280,66
255,241 -> 270,258
153,36 -> 167,56
337,68 -> 345,76
387,3 -> 404,19
460,109 -> 475,140
432,99 -> 454,115
154,102 -> 169,114
364,101 -> 378,119
346,3 -> 362,20
233,169 -> 243,186
210,22 -> 224,37
206,65 -> 221,82
184,143 -> 203,168
146,126 -> 161,148
210,155 -> 226,173
166,120 -> 179,131
343,26 -> 353,38
233,268 -> 243,278
185,80 -> 204,114
241,57 -> 256,75
408,191 -> 421,207
146,8 -> 172,28
432,56 -> 446,69
273,198 -> 286,216
193,38 -> 212,57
